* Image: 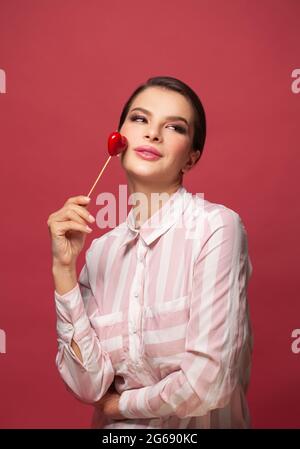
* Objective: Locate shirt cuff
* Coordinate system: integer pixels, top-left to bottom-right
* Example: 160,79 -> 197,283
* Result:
118,386 -> 163,419
54,282 -> 79,299
54,282 -> 85,324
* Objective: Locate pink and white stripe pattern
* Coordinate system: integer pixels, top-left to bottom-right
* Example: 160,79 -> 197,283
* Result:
54,185 -> 253,428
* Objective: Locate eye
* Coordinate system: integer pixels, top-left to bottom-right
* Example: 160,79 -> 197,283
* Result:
167,124 -> 186,134
129,114 -> 187,134
130,114 -> 146,123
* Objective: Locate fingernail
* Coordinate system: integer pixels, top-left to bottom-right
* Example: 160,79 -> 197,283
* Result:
89,214 -> 95,222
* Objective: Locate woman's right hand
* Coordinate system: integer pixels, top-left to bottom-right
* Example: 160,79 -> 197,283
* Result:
47,195 -> 96,268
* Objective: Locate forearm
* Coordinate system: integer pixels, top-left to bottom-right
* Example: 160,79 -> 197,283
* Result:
54,279 -> 115,403
52,261 -> 77,295
52,262 -> 83,362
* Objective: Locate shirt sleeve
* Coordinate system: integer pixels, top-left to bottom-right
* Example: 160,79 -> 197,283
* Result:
119,208 -> 253,419
54,240 -> 115,404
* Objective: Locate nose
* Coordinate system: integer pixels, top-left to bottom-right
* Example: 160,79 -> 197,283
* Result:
144,125 -> 161,142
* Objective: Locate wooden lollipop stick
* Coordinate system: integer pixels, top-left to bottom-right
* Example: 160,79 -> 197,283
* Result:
86,155 -> 112,198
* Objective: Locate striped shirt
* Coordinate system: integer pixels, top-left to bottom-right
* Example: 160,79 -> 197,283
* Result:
54,185 -> 253,429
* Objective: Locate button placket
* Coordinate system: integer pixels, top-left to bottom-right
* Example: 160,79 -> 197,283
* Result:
127,239 -> 147,366
133,240 -> 147,300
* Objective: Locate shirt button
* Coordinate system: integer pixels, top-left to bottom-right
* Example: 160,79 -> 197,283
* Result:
134,291 -> 139,297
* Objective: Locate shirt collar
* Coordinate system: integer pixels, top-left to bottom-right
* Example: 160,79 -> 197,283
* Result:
119,185 -> 192,247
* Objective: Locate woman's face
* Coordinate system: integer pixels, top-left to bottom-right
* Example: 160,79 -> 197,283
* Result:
119,87 -> 200,188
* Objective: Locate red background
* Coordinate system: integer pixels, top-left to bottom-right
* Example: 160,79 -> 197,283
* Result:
0,0 -> 299,428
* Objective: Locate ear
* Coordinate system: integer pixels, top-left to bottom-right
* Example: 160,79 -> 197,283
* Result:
182,150 -> 201,173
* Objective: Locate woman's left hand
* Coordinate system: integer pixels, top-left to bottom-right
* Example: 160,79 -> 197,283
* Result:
93,386 -> 124,420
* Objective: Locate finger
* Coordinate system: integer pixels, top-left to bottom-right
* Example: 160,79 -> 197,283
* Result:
54,220 -> 92,236
64,195 -> 91,207
52,204 -> 95,225
63,209 -> 87,226
67,204 -> 95,224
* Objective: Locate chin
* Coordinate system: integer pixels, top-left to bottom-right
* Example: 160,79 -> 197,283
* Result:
128,168 -> 160,178
126,166 -> 163,181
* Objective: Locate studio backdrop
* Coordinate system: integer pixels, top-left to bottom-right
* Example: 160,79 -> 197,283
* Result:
0,0 -> 299,428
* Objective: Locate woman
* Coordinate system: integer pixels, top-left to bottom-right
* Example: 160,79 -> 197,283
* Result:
47,76 -> 253,429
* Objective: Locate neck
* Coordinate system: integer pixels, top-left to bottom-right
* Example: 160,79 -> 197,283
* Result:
126,177 -> 183,228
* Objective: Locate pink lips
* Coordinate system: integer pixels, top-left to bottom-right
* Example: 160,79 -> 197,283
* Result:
134,146 -> 162,160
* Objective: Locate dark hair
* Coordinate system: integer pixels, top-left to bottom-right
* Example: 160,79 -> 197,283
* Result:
117,76 -> 206,162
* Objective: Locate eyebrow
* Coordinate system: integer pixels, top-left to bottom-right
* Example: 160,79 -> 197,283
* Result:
130,107 -> 189,127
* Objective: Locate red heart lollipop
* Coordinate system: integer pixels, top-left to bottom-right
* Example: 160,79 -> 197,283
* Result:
86,132 -> 128,198
108,132 -> 128,156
